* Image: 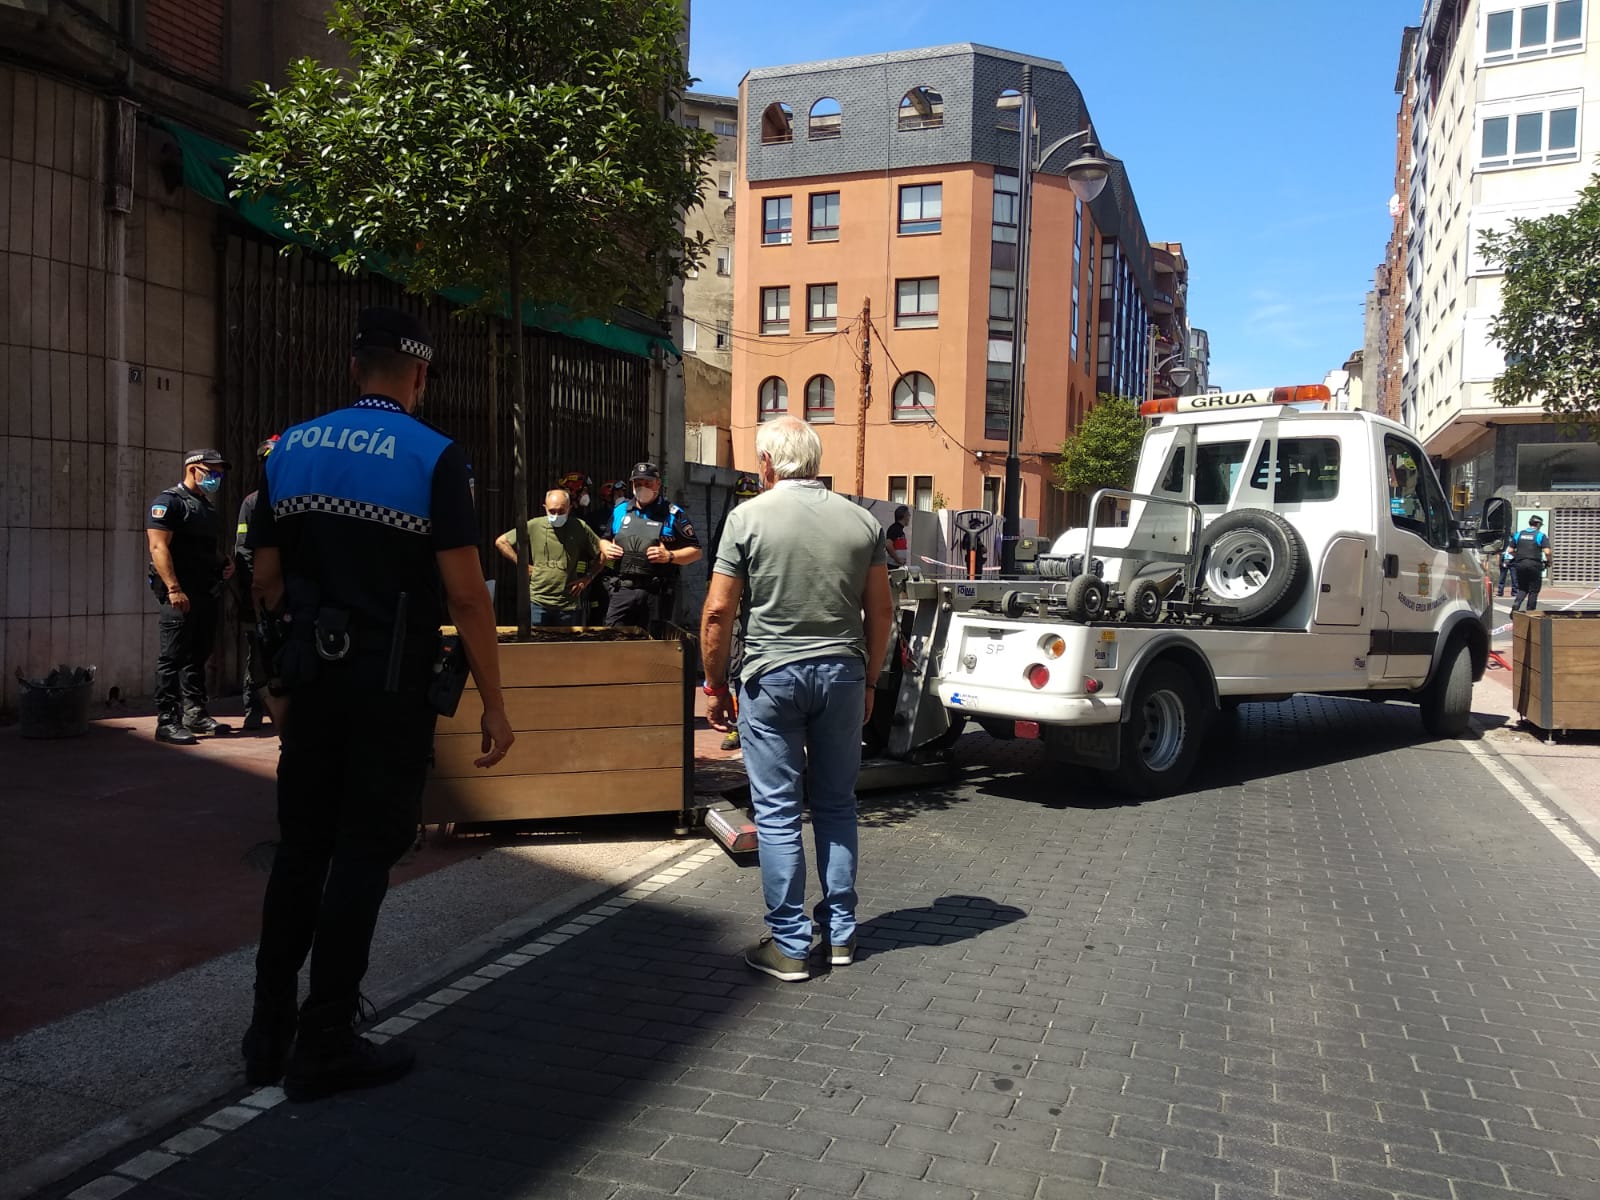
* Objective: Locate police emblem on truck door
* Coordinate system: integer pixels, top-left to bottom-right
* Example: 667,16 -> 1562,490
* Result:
1417,563 -> 1431,597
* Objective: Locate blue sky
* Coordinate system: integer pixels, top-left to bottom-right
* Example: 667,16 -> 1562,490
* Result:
688,0 -> 1422,391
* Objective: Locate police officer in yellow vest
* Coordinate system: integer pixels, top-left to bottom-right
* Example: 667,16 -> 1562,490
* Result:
242,307 -> 513,1102
599,461 -> 701,631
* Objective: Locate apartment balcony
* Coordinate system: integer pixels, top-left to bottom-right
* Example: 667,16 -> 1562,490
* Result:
1150,289 -> 1174,314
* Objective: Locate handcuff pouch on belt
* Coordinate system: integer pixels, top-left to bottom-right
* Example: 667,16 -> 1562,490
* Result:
426,634 -> 469,716
314,606 -> 352,662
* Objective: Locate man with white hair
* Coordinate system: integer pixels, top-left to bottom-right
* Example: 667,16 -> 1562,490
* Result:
701,416 -> 895,981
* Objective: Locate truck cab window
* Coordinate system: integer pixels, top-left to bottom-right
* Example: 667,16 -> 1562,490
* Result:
1385,436 -> 1449,548
1194,442 -> 1248,505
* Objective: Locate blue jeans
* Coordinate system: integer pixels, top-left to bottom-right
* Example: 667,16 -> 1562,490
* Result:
529,603 -> 578,626
739,655 -> 865,959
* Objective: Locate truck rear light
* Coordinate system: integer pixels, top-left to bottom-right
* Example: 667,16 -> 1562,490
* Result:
1084,677 -> 1103,694
1014,720 -> 1040,739
1038,633 -> 1066,659
1026,663 -> 1050,689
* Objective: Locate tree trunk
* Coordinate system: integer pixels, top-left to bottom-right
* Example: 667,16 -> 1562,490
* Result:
509,242 -> 532,640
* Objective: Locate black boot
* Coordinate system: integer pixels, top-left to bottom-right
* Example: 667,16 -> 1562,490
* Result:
184,710 -> 234,736
283,1000 -> 414,1103
240,991 -> 298,1085
155,722 -> 199,745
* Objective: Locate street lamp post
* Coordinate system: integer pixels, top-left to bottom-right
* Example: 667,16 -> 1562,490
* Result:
1144,324 -> 1194,406
1002,64 -> 1112,575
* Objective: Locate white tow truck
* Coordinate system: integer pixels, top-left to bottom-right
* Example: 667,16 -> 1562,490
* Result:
872,386 -> 1512,796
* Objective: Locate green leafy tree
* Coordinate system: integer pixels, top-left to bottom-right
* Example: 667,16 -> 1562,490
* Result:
1481,165 -> 1600,434
1052,394 -> 1145,497
231,0 -> 714,635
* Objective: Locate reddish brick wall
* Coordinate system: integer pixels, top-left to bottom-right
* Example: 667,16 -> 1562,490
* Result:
145,0 -> 224,82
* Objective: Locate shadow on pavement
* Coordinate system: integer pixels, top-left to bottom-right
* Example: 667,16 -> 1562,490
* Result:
854,894 -> 1027,960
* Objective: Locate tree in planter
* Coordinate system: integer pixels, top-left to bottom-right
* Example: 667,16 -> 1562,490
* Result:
1481,165 -> 1600,436
231,0 -> 715,636
1052,394 -> 1145,519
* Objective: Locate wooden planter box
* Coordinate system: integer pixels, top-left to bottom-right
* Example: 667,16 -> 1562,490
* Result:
1513,608 -> 1600,736
422,631 -> 691,825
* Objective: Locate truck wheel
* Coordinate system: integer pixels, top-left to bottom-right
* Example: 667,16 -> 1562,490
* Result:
1198,510 -> 1307,625
1420,639 -> 1472,737
1065,574 -> 1108,622
1126,578 -> 1163,623
1104,662 -> 1207,797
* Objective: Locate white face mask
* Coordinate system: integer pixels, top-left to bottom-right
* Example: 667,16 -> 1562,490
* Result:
634,485 -> 659,506
548,512 -> 569,528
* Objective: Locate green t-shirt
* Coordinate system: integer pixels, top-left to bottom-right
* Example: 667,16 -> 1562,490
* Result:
712,480 -> 888,684
502,518 -> 601,607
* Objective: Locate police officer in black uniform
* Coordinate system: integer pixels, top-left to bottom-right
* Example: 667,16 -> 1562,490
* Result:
234,435 -> 279,730
146,449 -> 235,745
1511,514 -> 1552,612
599,461 -> 701,632
242,307 -> 514,1102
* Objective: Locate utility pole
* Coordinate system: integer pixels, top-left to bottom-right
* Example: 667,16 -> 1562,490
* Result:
1144,322 -> 1158,408
855,297 -> 871,497
1001,66 -> 1035,576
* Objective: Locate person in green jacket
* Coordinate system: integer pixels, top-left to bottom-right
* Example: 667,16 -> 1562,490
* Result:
494,487 -> 604,625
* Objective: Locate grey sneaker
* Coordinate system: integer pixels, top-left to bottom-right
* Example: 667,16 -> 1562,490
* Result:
744,936 -> 810,982
829,936 -> 857,966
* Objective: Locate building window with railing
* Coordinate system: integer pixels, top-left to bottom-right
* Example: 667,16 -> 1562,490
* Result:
898,184 -> 942,235
762,196 -> 793,245
1484,1 -> 1583,63
1478,98 -> 1580,169
805,375 -> 835,423
761,102 -> 793,144
760,286 -> 791,335
897,86 -> 944,130
808,98 -> 843,140
892,372 -> 935,421
808,284 -> 838,332
895,278 -> 939,329
758,377 -> 788,420
809,192 -> 840,242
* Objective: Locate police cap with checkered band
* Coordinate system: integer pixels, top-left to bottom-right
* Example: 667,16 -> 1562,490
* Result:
353,306 -> 435,364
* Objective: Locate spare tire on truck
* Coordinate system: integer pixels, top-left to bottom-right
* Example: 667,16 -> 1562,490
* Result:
1197,509 -> 1308,625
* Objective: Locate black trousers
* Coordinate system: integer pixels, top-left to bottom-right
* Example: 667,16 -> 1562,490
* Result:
1512,563 -> 1543,611
154,595 -> 218,725
604,581 -> 659,630
253,666 -> 437,1012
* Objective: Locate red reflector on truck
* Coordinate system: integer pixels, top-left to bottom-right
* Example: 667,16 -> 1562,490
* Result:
1026,664 -> 1050,689
1014,720 -> 1040,739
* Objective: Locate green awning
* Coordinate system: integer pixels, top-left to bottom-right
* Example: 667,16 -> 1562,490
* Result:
156,119 -> 678,361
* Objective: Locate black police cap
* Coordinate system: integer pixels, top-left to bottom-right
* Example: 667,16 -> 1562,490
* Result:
631,461 -> 661,481
353,307 -> 435,363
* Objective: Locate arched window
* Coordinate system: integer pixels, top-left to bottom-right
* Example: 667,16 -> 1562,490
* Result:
897,86 -> 944,131
760,102 -> 794,144
808,97 -> 842,140
996,88 -> 1021,131
805,375 -> 835,423
758,377 -> 788,421
892,372 -> 935,421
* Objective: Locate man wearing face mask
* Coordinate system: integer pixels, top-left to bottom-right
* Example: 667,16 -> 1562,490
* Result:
147,449 -> 236,745
494,487 -> 604,626
599,462 -> 701,632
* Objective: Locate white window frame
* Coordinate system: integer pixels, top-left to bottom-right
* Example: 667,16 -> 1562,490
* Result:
888,475 -> 908,505
895,278 -> 939,329
898,184 -> 942,235
760,286 -> 791,336
715,246 -> 732,276
1483,1 -> 1584,64
682,321 -> 698,352
713,118 -> 737,137
912,474 -> 935,510
762,196 -> 792,245
714,321 -> 730,351
717,170 -> 733,199
1476,93 -> 1581,171
807,283 -> 838,333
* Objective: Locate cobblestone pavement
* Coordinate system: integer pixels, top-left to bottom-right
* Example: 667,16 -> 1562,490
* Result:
46,696 -> 1600,1200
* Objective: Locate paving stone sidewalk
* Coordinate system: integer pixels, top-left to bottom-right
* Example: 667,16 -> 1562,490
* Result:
44,696 -> 1600,1200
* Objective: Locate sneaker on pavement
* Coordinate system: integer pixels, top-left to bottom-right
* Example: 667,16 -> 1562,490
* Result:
155,723 -> 199,745
720,729 -> 741,751
284,1001 -> 415,1103
829,936 -> 858,966
744,936 -> 810,982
